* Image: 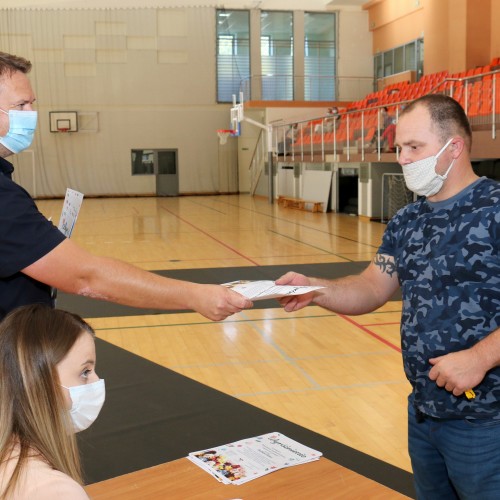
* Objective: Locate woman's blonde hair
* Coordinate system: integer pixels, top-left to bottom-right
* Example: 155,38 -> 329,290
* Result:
0,304 -> 95,498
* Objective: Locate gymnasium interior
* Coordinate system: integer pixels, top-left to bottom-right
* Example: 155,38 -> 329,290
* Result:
2,0 -> 500,497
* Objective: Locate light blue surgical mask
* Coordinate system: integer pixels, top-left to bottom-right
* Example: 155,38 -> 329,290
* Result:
0,108 -> 38,153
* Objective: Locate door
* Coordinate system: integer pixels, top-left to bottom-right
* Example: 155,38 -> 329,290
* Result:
156,149 -> 179,197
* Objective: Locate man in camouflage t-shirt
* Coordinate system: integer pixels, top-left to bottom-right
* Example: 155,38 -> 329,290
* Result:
277,94 -> 500,499
379,176 -> 499,422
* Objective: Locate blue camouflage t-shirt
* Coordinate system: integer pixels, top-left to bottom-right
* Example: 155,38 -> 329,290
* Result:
378,177 -> 500,419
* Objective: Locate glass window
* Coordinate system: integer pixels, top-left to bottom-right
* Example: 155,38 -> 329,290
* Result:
383,50 -> 393,76
405,41 -> 416,71
374,54 -> 383,79
394,46 -> 404,74
158,150 -> 177,175
375,38 -> 423,80
131,149 -> 154,175
216,10 -> 250,102
261,11 -> 293,100
218,34 -> 235,56
416,38 -> 424,80
304,12 -> 336,101
131,149 -> 178,177
261,35 -> 271,56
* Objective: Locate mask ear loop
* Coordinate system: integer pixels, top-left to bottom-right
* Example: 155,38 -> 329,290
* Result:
433,138 -> 455,180
436,138 -> 456,181
435,138 -> 454,159
438,159 -> 456,180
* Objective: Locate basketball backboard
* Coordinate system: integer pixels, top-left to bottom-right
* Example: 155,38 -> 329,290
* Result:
49,111 -> 78,132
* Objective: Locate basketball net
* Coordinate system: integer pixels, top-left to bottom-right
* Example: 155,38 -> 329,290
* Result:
217,129 -> 235,145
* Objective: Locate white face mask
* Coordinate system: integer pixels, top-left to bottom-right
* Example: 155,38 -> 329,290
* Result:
62,379 -> 105,432
402,138 -> 455,197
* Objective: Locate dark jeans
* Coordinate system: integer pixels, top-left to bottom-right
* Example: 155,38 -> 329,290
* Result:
408,402 -> 500,499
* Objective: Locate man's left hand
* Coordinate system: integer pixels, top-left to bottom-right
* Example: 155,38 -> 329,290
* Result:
429,349 -> 486,397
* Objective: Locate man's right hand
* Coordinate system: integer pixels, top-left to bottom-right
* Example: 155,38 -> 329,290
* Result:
192,284 -> 253,321
275,272 -> 314,312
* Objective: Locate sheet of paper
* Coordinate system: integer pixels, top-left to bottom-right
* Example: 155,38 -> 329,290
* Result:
222,280 -> 324,301
58,188 -> 84,237
188,432 -> 322,485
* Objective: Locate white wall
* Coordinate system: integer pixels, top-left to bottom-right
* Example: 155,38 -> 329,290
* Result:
337,10 -> 373,100
0,4 -> 372,197
2,7 -> 232,197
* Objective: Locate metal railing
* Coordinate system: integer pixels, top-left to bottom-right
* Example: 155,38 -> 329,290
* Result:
270,69 -> 500,163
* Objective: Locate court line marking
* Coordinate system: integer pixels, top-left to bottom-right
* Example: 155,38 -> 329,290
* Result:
159,206 -> 260,266
94,310 -> 403,392
339,314 -> 401,353
92,307 -> 402,332
207,196 -> 382,248
159,200 -> 363,265
161,351 -> 396,370
241,314 -> 324,388
268,229 -> 356,261
363,321 -> 400,327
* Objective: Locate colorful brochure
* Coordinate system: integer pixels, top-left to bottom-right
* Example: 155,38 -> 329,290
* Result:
188,432 -> 322,485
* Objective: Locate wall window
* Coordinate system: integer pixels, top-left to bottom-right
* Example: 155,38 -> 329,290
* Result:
374,38 -> 424,81
131,149 -> 154,175
394,46 -> 404,74
304,12 -> 336,101
216,10 -> 250,103
261,11 -> 293,100
218,34 -> 235,56
261,35 -> 271,56
215,9 -> 338,102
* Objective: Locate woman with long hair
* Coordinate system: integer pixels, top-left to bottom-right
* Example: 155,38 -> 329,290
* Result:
0,304 -> 105,499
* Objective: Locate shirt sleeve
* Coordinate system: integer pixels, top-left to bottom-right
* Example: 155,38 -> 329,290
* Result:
377,218 -> 397,257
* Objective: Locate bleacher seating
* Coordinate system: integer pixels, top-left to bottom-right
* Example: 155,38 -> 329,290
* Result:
286,57 -> 500,158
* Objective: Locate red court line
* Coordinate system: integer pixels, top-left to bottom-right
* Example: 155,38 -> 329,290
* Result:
160,206 -> 260,266
339,314 -> 401,353
363,321 -> 400,327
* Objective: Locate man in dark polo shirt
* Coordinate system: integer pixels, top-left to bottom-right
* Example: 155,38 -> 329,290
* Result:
0,51 -> 252,321
0,156 -> 66,317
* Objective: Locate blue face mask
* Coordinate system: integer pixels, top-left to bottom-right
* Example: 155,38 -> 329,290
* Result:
0,109 -> 38,153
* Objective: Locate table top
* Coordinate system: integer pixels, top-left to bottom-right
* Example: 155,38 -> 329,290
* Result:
86,456 -> 411,499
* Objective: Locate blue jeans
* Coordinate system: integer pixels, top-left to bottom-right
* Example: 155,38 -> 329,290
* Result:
408,403 -> 500,499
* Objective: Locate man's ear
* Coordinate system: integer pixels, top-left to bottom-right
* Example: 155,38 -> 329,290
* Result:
451,136 -> 465,158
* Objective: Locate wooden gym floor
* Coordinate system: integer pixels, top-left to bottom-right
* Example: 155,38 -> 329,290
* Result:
37,194 -> 411,474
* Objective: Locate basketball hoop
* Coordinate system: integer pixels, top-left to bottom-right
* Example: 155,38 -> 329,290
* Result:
217,129 -> 236,145
58,127 -> 70,133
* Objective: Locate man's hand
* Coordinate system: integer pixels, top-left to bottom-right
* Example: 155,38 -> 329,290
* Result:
192,284 -> 253,321
275,272 -> 314,312
429,349 -> 487,397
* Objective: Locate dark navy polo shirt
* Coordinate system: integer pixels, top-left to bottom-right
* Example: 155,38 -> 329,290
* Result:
0,157 -> 66,320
